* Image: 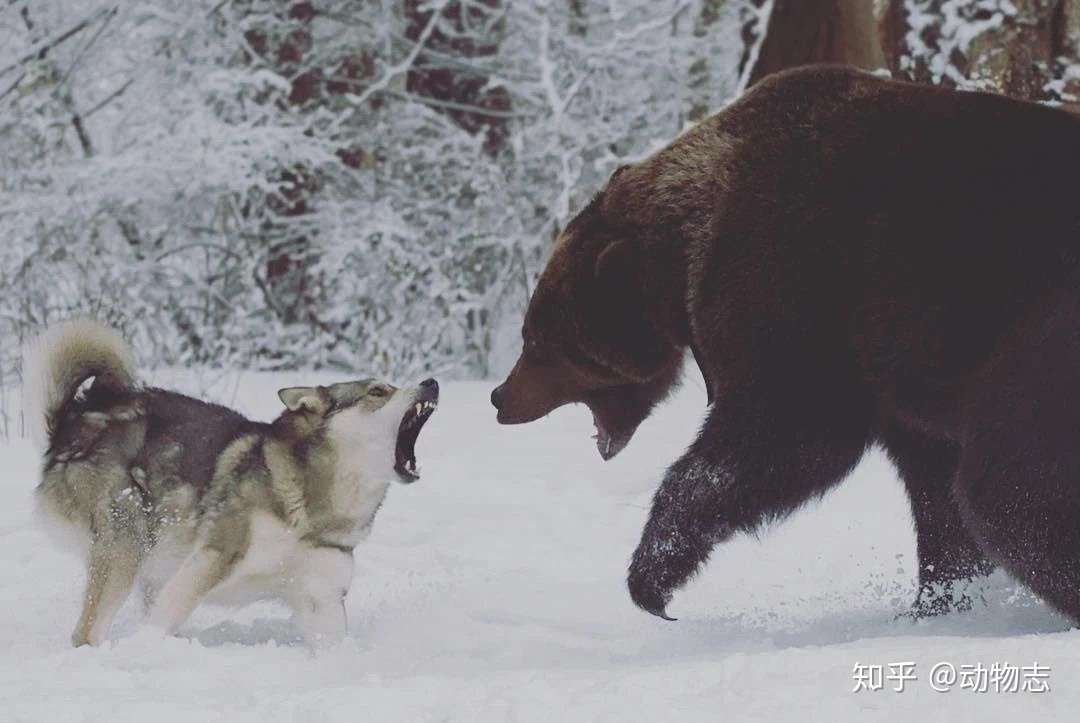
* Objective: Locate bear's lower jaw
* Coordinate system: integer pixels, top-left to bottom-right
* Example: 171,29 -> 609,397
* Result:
593,416 -> 636,460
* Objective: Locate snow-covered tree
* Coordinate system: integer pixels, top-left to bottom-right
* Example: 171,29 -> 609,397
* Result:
1,0 -> 756,381
881,0 -> 1080,103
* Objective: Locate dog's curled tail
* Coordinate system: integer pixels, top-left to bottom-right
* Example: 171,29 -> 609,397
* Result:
22,320 -> 136,450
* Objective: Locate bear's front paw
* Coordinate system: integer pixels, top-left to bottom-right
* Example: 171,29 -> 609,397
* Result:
627,554 -> 678,621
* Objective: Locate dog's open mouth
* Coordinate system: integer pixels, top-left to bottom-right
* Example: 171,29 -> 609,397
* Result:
394,386 -> 438,482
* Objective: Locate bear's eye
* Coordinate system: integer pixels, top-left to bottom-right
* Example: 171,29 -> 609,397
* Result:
524,337 -> 546,358
368,385 -> 390,398
524,340 -> 559,367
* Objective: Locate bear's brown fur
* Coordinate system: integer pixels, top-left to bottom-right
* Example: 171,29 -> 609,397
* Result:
492,65 -> 1080,622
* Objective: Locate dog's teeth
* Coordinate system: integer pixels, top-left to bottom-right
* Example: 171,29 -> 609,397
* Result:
415,403 -> 422,414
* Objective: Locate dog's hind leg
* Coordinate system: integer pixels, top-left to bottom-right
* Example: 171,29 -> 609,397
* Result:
146,545 -> 234,635
72,531 -> 139,647
147,511 -> 250,635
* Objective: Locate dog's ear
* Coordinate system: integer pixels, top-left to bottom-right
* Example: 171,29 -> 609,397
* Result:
278,386 -> 328,414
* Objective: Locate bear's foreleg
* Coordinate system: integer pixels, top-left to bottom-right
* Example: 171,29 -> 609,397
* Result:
627,388 -> 872,619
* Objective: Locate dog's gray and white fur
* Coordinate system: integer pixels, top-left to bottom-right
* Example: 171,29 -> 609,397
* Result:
25,320 -> 438,648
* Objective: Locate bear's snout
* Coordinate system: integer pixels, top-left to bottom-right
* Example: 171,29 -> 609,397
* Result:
490,363 -> 561,425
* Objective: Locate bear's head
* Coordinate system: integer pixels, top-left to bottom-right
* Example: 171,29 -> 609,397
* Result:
491,171 -> 685,460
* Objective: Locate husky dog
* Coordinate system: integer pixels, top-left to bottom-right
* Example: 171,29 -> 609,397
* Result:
25,320 -> 438,648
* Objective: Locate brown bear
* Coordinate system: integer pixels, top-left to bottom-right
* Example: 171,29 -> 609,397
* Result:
491,64 -> 1080,622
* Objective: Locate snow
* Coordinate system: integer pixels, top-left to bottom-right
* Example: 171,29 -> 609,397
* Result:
1,370 -> 1078,721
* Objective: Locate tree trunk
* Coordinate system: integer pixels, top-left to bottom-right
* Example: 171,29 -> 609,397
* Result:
1057,0 -> 1080,105
880,0 -> 1080,105
747,0 -> 886,87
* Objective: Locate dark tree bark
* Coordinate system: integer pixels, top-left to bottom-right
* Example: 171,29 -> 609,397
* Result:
1057,0 -> 1080,105
404,0 -> 512,154
735,0 -> 770,84
880,0 -> 1080,105
747,0 -> 885,87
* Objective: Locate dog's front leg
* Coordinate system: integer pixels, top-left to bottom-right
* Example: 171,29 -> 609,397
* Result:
286,547 -> 353,649
628,383 -> 872,619
72,531 -> 140,647
146,545 -> 232,635
291,594 -> 347,650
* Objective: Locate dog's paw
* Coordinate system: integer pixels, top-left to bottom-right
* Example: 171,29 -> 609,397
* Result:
70,627 -> 103,648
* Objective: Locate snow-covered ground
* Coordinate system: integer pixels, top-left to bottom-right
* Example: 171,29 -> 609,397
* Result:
1,370 -> 1077,722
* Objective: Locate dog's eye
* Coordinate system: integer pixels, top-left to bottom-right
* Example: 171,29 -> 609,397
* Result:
368,386 -> 390,398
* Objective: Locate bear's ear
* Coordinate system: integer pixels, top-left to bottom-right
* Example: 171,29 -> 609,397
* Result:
590,239 -> 668,381
610,164 -> 631,181
278,386 -> 328,414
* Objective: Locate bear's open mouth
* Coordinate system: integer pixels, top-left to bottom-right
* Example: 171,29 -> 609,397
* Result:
591,413 -> 635,461
394,389 -> 438,482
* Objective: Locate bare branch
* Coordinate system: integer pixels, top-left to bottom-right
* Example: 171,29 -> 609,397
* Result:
333,81 -> 530,119
0,6 -> 115,79
345,0 -> 450,108
83,78 -> 134,119
0,70 -> 25,103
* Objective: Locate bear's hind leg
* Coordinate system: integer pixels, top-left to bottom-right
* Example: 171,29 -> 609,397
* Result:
882,424 -> 994,617
954,302 -> 1080,623
956,428 -> 1080,622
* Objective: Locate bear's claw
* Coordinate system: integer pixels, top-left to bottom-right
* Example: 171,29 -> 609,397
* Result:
627,566 -> 678,621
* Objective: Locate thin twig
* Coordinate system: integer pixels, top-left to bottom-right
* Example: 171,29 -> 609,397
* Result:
59,6 -> 117,88
0,70 -> 25,103
0,6 -> 113,79
344,0 -> 450,108
375,85 -> 529,119
83,77 -> 133,118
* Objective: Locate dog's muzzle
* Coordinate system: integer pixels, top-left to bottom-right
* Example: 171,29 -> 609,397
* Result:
394,379 -> 438,482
